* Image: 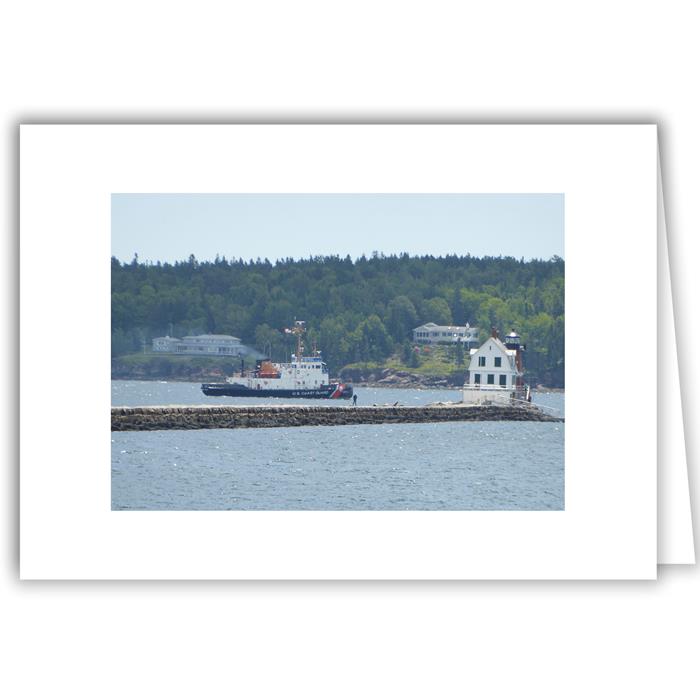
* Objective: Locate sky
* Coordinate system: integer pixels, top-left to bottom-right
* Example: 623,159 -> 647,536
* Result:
111,193 -> 564,264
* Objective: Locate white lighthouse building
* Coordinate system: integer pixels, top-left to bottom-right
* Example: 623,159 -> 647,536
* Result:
462,328 -> 531,405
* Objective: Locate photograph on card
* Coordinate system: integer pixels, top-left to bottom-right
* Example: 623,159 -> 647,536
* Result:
111,193 -> 564,510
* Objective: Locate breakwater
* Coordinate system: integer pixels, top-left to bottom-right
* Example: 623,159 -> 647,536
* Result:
111,403 -> 563,431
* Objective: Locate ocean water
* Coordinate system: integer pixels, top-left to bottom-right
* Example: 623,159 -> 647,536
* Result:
111,381 -> 564,511
112,380 -> 471,409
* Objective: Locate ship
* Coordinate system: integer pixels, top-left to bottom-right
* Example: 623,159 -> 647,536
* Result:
201,320 -> 353,399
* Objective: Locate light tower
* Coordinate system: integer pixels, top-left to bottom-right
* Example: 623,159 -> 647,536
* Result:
504,328 -> 525,388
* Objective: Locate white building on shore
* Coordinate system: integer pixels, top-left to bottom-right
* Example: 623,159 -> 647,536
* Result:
462,328 -> 530,405
412,322 -> 479,347
152,334 -> 245,357
152,336 -> 179,353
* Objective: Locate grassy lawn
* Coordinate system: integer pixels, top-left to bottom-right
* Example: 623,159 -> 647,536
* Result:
342,345 -> 468,377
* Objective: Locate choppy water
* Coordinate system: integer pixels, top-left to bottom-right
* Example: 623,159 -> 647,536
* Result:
111,381 -> 564,510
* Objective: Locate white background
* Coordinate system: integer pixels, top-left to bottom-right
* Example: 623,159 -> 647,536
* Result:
3,1 -> 698,698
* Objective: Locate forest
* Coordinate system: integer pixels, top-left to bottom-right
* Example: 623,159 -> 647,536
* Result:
112,253 -> 565,386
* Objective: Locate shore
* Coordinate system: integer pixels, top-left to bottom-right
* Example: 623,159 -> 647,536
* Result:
349,380 -> 565,392
111,372 -> 564,392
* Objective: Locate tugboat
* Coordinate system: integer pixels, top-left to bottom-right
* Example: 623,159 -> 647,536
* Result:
201,321 -> 353,399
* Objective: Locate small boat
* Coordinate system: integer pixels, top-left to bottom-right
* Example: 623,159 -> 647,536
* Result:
201,320 -> 353,400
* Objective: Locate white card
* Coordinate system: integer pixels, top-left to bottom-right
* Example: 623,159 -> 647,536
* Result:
20,124 -> 661,579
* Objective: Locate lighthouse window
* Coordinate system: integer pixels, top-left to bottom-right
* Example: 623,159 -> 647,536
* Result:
499,374 -> 507,386
478,356 -> 486,367
487,374 -> 495,385
494,357 -> 502,367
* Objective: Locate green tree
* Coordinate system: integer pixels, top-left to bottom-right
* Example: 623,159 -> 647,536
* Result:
355,315 -> 392,362
455,340 -> 465,366
385,295 -> 418,342
421,297 -> 453,325
111,252 -> 565,385
254,323 -> 284,360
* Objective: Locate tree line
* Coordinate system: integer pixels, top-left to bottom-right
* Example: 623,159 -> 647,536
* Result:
112,252 -> 565,386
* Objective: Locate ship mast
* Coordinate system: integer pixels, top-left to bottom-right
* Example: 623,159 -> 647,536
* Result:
291,320 -> 305,360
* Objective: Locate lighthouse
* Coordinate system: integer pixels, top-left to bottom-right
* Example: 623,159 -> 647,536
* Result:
462,328 -> 531,405
503,329 -> 526,390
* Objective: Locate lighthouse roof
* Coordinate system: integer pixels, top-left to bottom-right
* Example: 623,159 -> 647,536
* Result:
470,337 -> 515,356
490,336 -> 515,355
468,335 -> 520,374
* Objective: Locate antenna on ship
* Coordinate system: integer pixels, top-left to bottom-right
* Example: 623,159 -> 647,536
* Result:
285,319 -> 306,361
295,320 -> 305,359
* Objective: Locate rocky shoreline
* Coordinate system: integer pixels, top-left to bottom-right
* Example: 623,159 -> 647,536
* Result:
340,367 -> 563,392
339,367 -> 466,389
112,403 -> 564,432
111,363 -> 563,392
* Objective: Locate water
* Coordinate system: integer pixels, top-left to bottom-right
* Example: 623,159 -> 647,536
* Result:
111,381 -> 564,511
112,380 -> 468,409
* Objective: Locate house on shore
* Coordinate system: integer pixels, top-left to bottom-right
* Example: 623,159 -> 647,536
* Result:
152,334 -> 245,357
462,328 -> 530,405
412,322 -> 479,347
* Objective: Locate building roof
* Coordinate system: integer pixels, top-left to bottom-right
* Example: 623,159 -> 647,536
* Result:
413,323 -> 474,332
182,334 -> 242,342
489,337 -> 511,355
153,336 -> 181,342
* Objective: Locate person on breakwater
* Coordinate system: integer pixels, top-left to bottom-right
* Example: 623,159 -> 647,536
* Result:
353,394 -> 358,406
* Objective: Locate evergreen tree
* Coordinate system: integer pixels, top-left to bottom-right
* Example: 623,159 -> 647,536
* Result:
455,340 -> 465,366
111,253 -> 565,386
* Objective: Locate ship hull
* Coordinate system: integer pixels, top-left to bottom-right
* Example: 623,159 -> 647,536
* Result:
201,382 -> 353,399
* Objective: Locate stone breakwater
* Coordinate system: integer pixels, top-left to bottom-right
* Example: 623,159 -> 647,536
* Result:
111,404 -> 564,431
